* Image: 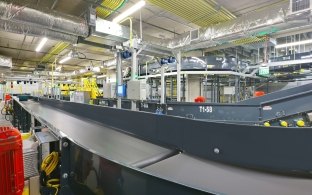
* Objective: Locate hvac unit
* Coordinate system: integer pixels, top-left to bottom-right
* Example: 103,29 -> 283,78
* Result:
289,0 -> 312,14
103,82 -> 116,98
127,80 -> 147,100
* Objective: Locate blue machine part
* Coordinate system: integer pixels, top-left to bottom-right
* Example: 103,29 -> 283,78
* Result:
160,58 -> 169,65
121,51 -> 132,59
117,85 -> 127,97
168,57 -> 176,63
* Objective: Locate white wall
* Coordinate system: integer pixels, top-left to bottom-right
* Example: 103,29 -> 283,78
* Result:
186,75 -> 201,102
5,81 -> 40,95
106,69 -> 116,83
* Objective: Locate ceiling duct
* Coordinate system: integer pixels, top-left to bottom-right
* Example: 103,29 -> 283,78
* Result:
90,18 -> 130,43
145,5 -> 311,52
0,20 -> 78,43
0,1 -> 88,37
86,18 -> 172,56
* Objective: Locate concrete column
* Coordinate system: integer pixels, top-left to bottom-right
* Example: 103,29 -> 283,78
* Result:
176,51 -> 182,102
131,48 -> 138,111
160,65 -> 165,104
116,52 -> 122,109
131,48 -> 137,81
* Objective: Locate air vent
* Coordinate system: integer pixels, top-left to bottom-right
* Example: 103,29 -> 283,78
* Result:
190,29 -> 199,41
35,64 -> 46,71
290,0 -> 312,14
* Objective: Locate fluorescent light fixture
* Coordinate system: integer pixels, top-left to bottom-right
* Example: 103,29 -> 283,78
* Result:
104,59 -> 117,67
97,75 -> 107,79
59,56 -> 71,64
112,0 -> 146,23
275,39 -> 312,49
79,69 -> 86,73
92,67 -> 101,72
35,37 -> 48,52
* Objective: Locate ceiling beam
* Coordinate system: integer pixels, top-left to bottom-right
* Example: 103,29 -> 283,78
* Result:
51,0 -> 59,9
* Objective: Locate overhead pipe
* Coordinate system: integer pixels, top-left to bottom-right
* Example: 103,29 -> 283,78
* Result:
144,5 -> 311,52
0,20 -> 78,43
37,0 -> 126,66
0,1 -> 88,37
165,6 -> 286,50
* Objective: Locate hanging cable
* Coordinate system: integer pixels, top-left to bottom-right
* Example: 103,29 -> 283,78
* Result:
41,152 -> 59,195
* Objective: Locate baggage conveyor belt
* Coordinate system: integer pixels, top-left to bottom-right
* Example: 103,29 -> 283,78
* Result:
14,98 -> 312,195
17,99 -> 177,168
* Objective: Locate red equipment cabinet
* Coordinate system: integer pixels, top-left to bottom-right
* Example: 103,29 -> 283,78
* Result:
0,127 -> 24,195
5,94 -> 11,101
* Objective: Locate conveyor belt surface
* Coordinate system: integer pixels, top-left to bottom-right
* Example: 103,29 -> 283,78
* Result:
18,99 -> 175,167
237,83 -> 312,105
14,98 -> 312,195
143,154 -> 312,195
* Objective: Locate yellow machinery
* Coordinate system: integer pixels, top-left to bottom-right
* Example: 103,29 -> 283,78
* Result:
296,120 -> 305,127
263,121 -> 271,127
279,120 -> 288,127
76,78 -> 101,100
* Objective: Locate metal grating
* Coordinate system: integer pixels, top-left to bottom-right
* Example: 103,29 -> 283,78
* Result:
23,150 -> 38,178
231,37 -> 266,46
148,0 -> 236,27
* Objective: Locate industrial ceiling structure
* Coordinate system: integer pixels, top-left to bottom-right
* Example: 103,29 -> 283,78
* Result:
0,0 -> 310,79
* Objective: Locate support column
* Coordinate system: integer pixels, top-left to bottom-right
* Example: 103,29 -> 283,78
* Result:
160,65 -> 165,104
131,48 -> 138,111
235,76 -> 240,102
116,52 -> 122,109
131,48 -> 137,80
176,51 -> 182,102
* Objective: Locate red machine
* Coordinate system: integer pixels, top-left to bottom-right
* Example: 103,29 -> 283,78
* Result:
254,90 -> 265,97
0,127 -> 24,195
5,94 -> 12,102
194,96 -> 206,103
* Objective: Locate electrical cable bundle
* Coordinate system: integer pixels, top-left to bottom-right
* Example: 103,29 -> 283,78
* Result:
41,152 -> 60,195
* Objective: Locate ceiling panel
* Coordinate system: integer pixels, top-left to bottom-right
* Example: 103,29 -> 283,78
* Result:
53,0 -> 88,16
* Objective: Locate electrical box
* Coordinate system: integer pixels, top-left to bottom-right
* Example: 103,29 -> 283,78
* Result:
70,91 -> 90,104
127,80 -> 147,100
223,86 -> 236,95
103,82 -> 116,98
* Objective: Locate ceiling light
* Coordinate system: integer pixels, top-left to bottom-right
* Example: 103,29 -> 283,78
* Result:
35,37 -> 48,52
112,0 -> 146,23
275,39 -> 312,49
59,56 -> 71,64
92,67 -> 101,72
97,75 -> 107,79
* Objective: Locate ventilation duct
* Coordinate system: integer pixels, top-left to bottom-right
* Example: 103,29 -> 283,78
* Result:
145,5 -> 310,52
0,20 -> 78,43
0,2 -> 88,37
